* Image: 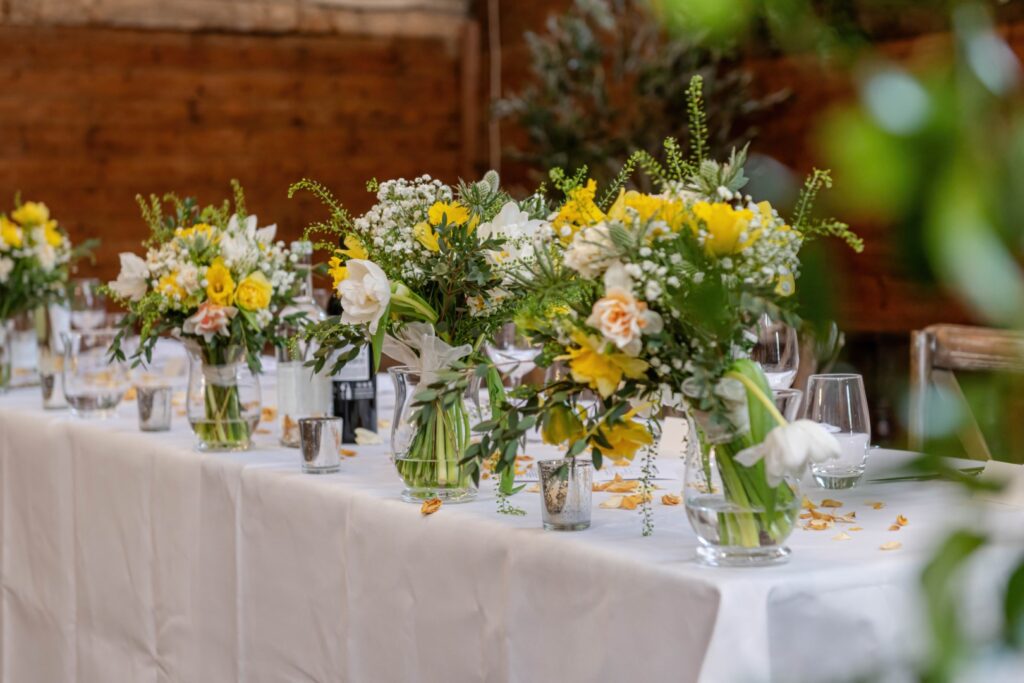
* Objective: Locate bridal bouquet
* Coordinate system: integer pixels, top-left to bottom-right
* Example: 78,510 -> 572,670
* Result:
291,171 -> 557,501
107,182 -> 297,450
0,199 -> 92,321
473,76 -> 862,556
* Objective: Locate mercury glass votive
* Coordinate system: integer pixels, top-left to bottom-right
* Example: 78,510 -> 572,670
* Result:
136,385 -> 173,432
538,459 -> 593,531
299,417 -> 343,474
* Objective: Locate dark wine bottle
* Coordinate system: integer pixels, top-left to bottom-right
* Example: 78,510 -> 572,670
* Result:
327,296 -> 378,444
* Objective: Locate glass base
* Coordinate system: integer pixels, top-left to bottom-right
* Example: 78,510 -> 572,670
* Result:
812,472 -> 864,489
194,440 -> 252,453
69,408 -> 117,419
543,520 -> 591,531
401,487 -> 477,504
303,464 -> 341,475
696,544 -> 791,567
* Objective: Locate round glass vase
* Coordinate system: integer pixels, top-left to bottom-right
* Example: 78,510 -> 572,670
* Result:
388,366 -> 481,504
683,416 -> 800,567
184,342 -> 261,452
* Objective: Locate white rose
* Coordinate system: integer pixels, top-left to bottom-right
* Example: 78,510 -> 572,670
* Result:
563,223 -> 614,278
337,259 -> 391,333
735,420 -> 841,487
0,256 -> 12,284
109,252 -> 150,301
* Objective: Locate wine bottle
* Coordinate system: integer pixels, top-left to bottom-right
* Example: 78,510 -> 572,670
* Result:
327,296 -> 378,444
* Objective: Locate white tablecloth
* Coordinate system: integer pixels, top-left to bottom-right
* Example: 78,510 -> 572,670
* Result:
0,377 -> 1020,683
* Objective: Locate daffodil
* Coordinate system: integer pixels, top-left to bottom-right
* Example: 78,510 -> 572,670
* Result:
608,190 -> 687,233
339,234 -> 368,260
688,201 -> 757,256
235,271 -> 273,310
551,179 -> 605,243
428,201 -> 472,227
595,409 -> 654,462
0,216 -> 23,249
176,223 -> 217,243
541,403 -> 585,446
11,201 -> 49,227
413,221 -> 440,252
560,332 -> 648,398
157,271 -> 186,299
205,258 -> 235,305
42,221 -> 63,247
328,255 -> 349,288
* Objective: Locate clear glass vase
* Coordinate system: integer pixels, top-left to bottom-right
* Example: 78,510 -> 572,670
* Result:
0,319 -> 12,393
37,304 -> 70,409
61,328 -> 131,418
184,342 -> 261,452
683,415 -> 800,567
388,366 -> 480,503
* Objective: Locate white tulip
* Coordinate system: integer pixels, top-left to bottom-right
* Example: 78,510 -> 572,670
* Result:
735,419 -> 841,487
109,252 -> 150,301
477,201 -> 547,264
336,259 -> 391,333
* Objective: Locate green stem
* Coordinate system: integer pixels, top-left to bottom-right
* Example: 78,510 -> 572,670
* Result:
724,370 -> 787,427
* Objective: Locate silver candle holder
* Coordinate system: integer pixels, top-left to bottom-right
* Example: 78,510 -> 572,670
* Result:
538,459 -> 593,531
136,385 -> 173,432
299,417 -> 343,474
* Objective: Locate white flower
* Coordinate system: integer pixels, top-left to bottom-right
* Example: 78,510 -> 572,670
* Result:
0,256 -> 12,284
34,241 -> 56,272
477,201 -> 547,264
336,259 -> 391,333
735,420 -> 841,487
183,302 -> 238,343
109,252 -> 150,301
564,223 -> 614,278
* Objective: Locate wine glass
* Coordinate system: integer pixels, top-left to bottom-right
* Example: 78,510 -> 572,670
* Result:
485,323 -> 541,391
751,313 -> 799,390
803,373 -> 871,489
70,278 -> 108,330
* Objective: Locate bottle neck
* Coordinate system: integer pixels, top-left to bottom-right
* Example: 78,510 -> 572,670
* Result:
294,253 -> 313,303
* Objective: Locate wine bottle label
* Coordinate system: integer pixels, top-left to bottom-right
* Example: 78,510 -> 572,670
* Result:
335,346 -> 371,381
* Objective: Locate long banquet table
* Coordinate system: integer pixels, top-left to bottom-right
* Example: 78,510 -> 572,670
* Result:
1,375 -> 1021,683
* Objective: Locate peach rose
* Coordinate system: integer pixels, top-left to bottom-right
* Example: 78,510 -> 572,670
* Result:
586,288 -> 662,356
183,302 -> 238,343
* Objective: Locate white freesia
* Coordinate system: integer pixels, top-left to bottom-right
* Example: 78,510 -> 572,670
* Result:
109,252 -> 150,301
337,259 -> 391,333
477,201 -> 547,263
0,256 -> 12,284
564,222 -> 615,278
227,213 -> 277,246
735,419 -> 841,487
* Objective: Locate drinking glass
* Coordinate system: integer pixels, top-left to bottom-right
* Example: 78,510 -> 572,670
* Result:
61,328 -> 130,418
485,323 -> 541,390
70,278 -> 107,330
751,313 -> 799,390
773,388 -> 803,422
803,373 -> 871,489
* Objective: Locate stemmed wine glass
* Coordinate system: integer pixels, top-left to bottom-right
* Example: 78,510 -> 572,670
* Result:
751,313 -> 799,390
485,322 -> 541,391
70,278 -> 108,331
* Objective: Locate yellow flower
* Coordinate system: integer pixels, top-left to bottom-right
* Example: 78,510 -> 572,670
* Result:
157,272 -> 186,299
608,190 -> 687,233
428,201 -> 472,227
340,234 -> 368,260
596,411 -> 654,462
205,258 -> 235,305
11,201 -> 49,227
42,221 -> 63,247
0,216 -> 23,248
235,271 -> 273,311
775,273 -> 796,297
560,332 -> 648,398
413,221 -> 440,252
689,202 -> 756,256
328,255 -> 349,288
551,180 -> 605,243
541,403 -> 586,446
175,223 -> 216,242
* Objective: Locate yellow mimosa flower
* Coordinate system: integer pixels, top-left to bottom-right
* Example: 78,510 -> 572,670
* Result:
413,221 -> 441,252
0,216 -> 23,248
205,258 -> 235,305
235,271 -> 273,310
595,411 -> 654,462
689,202 -> 756,256
11,201 -> 49,227
340,234 -> 368,260
551,179 -> 605,243
560,332 -> 648,398
157,272 -> 186,299
42,221 -> 63,247
328,255 -> 349,288
176,222 -> 216,242
428,201 -> 471,227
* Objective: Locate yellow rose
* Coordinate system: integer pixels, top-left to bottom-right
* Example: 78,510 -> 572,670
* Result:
689,202 -> 757,256
560,333 -> 648,398
413,221 -> 440,252
428,201 -> 471,227
11,201 -> 49,227
42,221 -> 63,247
235,271 -> 273,311
551,179 -> 605,243
0,216 -> 23,248
595,412 -> 653,463
157,272 -> 186,299
205,258 -> 235,305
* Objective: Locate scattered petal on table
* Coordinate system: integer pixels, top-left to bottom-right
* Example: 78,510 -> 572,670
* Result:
820,498 -> 843,508
895,514 -> 908,527
354,428 -> 382,445
420,498 -> 442,515
880,541 -> 902,551
888,525 -> 901,532
832,532 -> 852,541
801,495 -> 817,510
600,496 -> 624,509
866,501 -> 885,510
805,518 -> 833,531
123,387 -> 137,401
850,526 -> 864,532
661,493 -> 681,506
339,448 -> 357,457
525,484 -> 541,493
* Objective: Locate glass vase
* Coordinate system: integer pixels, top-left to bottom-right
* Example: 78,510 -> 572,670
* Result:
0,319 -> 12,393
8,309 -> 39,387
683,414 -> 800,567
538,458 -> 593,530
37,304 -> 70,409
388,366 -> 480,503
184,342 -> 261,452
61,328 -> 131,418
277,360 -> 332,448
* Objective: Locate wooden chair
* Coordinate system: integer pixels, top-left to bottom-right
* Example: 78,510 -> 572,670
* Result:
909,324 -> 1024,459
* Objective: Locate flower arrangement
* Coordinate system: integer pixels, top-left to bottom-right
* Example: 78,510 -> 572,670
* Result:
107,181 -> 297,449
0,198 -> 93,321
470,76 -> 862,549
291,171 -> 557,500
